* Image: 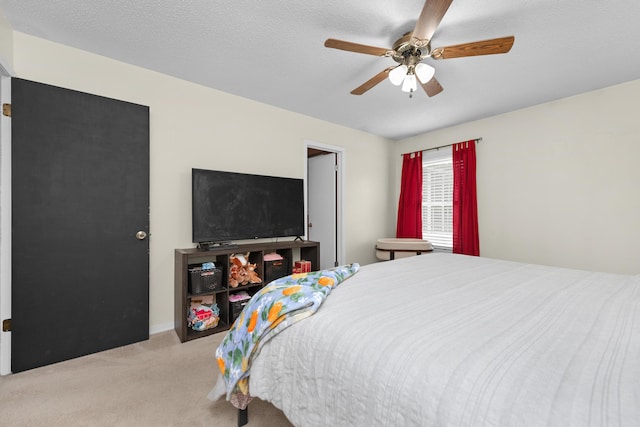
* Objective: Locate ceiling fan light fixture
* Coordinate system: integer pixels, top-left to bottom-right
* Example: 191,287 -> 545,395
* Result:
401,73 -> 417,93
415,63 -> 435,84
388,64 -> 408,86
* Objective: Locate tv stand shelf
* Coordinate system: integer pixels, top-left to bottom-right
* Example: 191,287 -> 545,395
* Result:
174,240 -> 320,342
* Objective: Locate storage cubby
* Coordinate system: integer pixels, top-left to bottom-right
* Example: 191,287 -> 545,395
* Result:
174,240 -> 320,342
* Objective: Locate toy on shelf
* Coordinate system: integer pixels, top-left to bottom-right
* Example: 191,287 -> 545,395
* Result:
229,252 -> 262,288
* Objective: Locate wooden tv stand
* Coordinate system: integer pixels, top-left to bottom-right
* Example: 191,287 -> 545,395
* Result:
174,240 -> 320,342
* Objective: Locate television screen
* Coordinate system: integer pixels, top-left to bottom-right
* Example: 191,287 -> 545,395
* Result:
192,168 -> 305,243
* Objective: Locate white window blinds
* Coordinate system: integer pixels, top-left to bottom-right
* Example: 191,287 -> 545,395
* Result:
422,149 -> 453,248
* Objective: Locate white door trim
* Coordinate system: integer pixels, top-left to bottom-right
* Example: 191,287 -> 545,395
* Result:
303,140 -> 345,267
0,56 -> 14,375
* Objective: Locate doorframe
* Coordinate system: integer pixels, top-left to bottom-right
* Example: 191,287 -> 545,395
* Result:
0,56 -> 14,375
303,140 -> 345,267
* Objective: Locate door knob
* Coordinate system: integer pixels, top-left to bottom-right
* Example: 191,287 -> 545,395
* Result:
136,231 -> 147,240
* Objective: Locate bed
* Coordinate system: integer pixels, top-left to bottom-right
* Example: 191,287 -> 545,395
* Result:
212,253 -> 640,426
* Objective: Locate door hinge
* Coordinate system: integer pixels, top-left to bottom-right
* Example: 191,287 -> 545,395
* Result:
2,103 -> 11,117
2,318 -> 10,332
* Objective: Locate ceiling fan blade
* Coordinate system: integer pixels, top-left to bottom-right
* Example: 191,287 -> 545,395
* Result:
420,76 -> 444,97
351,68 -> 393,95
411,0 -> 454,47
431,36 -> 515,59
324,38 -> 391,56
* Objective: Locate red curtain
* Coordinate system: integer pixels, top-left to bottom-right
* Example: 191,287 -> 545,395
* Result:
452,141 -> 479,255
396,151 -> 423,238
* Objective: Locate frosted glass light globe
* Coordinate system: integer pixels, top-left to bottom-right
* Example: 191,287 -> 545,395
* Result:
415,63 -> 435,84
401,74 -> 417,93
388,65 -> 408,86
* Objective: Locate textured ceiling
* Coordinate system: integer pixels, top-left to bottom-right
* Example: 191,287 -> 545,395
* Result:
1,0 -> 640,140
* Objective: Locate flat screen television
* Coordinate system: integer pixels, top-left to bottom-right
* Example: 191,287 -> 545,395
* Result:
192,168 -> 305,244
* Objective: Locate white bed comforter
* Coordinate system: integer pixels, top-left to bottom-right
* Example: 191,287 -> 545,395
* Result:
248,254 -> 640,427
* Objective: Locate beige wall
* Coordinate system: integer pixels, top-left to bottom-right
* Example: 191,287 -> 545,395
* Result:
11,32 -> 393,332
10,24 -> 639,337
396,79 -> 640,274
0,7 -> 12,68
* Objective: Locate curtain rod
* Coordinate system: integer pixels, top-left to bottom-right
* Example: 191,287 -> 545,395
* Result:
401,137 -> 482,156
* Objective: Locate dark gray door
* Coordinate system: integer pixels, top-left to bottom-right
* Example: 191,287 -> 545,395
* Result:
11,78 -> 149,372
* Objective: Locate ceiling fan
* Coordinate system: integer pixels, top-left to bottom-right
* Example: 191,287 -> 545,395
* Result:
324,0 -> 514,97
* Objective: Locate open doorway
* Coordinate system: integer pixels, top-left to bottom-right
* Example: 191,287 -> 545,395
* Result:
305,141 -> 344,270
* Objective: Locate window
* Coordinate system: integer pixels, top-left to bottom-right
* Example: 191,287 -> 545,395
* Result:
422,149 -> 453,248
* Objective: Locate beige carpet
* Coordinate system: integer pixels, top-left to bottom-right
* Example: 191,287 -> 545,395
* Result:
0,331 -> 294,427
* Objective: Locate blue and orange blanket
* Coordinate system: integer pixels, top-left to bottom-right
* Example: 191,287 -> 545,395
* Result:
214,263 -> 360,408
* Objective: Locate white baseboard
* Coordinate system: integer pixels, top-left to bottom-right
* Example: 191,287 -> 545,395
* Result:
149,322 -> 174,336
